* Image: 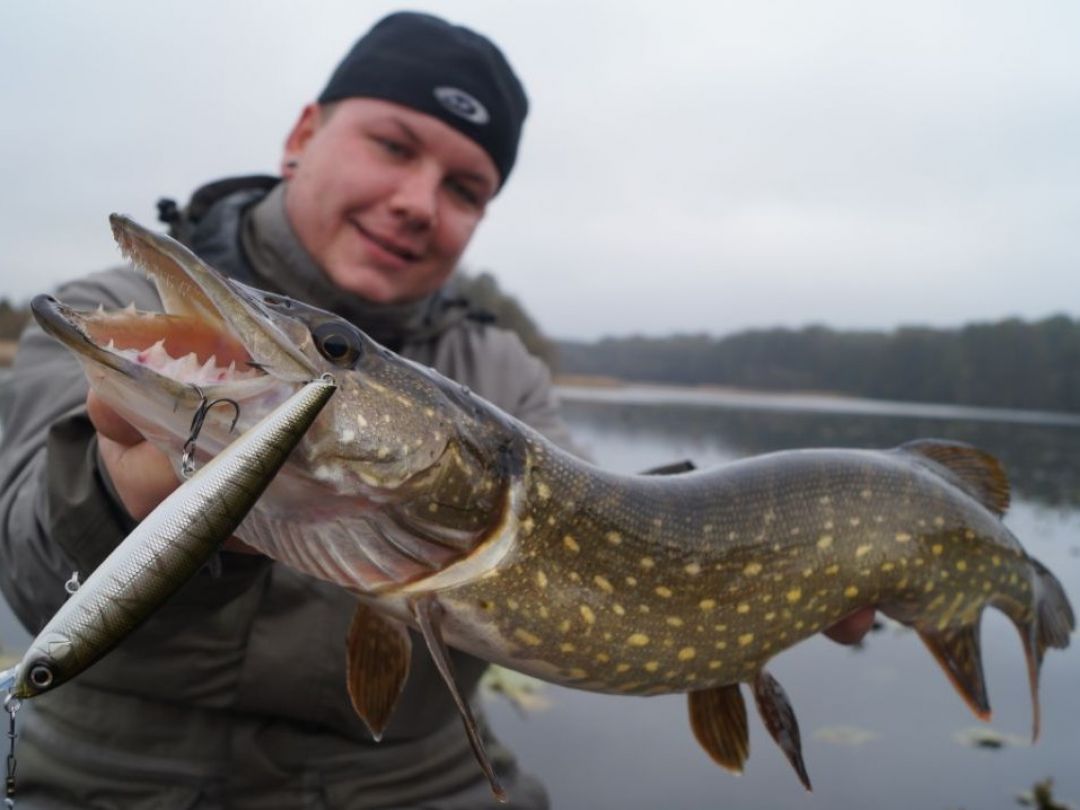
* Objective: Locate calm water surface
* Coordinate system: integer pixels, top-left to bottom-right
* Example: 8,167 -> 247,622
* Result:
2,382 -> 1078,808
484,387 -> 1080,809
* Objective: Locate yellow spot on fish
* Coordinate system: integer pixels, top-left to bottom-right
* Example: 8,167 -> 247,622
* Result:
881,562 -> 895,572
684,562 -> 702,576
743,562 -> 763,576
844,585 -> 859,598
765,612 -> 776,621
616,663 -> 631,673
356,414 -> 368,428
559,620 -> 572,633
627,633 -> 650,647
956,560 -> 968,572
539,606 -> 549,619
514,628 -> 542,646
737,602 -> 751,614
824,520 -> 835,530
849,517 -> 862,527
860,488 -> 872,499
376,447 -> 390,459
569,668 -> 587,679
855,545 -> 872,558
924,581 -> 935,593
537,482 -> 551,500
992,555 -> 1002,567
738,633 -> 754,647
625,576 -> 638,586
596,652 -> 610,663
606,531 -> 622,546
666,616 -> 684,627
655,586 -> 673,599
825,564 -> 840,575
709,660 -> 723,670
817,535 -> 834,550
613,603 -> 626,616
580,605 -> 596,624
678,647 -> 696,661
521,516 -> 535,535
934,516 -> 945,527
640,557 -> 655,570
895,532 -> 912,542
560,642 -> 575,653
786,588 -> 802,603
594,575 -> 614,593
699,599 -> 716,611
644,661 -> 659,672
564,535 -> 580,553
932,544 -> 944,556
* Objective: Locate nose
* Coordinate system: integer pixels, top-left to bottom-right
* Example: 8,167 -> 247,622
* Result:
389,164 -> 440,232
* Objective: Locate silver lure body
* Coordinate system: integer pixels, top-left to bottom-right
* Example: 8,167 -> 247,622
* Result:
7,376 -> 336,699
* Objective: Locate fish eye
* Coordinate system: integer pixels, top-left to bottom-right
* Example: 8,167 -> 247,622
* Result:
313,323 -> 362,367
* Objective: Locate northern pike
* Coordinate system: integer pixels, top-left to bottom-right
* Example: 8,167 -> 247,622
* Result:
27,215 -> 1075,798
3,376 -> 337,701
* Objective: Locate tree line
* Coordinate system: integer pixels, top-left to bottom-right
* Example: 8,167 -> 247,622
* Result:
555,316 -> 1080,412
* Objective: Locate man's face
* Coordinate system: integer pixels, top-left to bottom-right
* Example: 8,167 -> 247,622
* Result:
282,98 -> 500,303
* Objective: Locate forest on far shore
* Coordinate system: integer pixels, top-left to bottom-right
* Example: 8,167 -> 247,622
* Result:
556,315 -> 1080,412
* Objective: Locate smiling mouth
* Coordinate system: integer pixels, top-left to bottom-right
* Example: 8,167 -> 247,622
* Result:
351,221 -> 422,262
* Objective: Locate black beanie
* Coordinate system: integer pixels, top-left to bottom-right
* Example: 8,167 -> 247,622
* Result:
318,12 -> 528,189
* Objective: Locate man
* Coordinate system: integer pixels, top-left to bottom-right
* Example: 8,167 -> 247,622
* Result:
0,12 -> 563,808
0,11 -> 872,808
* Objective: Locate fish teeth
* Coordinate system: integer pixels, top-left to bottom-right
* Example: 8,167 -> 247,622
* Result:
123,302 -> 137,316
197,355 -> 219,383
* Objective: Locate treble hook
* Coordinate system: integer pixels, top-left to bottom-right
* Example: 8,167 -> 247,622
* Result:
181,385 -> 241,478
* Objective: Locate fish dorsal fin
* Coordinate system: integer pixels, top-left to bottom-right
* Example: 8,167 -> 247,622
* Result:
752,670 -> 812,791
917,621 -> 991,722
345,601 -> 412,742
688,684 -> 749,774
411,595 -> 507,803
898,439 -> 1011,516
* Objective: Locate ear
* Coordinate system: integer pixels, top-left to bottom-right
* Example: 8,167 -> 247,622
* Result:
281,103 -> 322,179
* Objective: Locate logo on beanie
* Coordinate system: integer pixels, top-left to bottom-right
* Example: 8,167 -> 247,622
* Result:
433,86 -> 489,125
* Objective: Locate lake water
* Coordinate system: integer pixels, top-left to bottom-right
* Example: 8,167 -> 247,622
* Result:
2,381 -> 1078,808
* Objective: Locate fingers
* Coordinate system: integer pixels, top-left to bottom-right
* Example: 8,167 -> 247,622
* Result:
87,390 -> 145,446
96,434 -> 180,522
823,607 -> 876,645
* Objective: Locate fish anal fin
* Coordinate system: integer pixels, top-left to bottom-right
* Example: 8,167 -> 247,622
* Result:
752,670 -> 812,791
917,621 -> 991,722
688,683 -> 749,775
898,439 -> 1010,516
411,595 -> 507,804
345,601 -> 412,742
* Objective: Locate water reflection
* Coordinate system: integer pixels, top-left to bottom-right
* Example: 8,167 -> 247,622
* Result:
560,388 -> 1080,508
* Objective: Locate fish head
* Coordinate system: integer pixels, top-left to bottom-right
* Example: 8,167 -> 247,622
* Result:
31,215 -> 494,497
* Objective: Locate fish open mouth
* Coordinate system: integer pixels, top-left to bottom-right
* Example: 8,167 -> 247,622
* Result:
32,214 -> 318,403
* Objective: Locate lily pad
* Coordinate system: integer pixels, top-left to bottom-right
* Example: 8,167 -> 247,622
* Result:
812,725 -> 879,746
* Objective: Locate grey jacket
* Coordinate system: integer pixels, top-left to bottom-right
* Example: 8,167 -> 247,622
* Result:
0,179 -> 571,808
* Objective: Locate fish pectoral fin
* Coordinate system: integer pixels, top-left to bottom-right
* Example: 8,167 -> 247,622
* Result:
688,683 -> 749,775
752,670 -> 812,791
897,439 -> 1010,516
411,594 -> 507,804
345,601 -> 412,742
917,622 -> 991,723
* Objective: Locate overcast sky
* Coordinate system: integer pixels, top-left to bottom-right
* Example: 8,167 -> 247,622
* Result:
2,1 -> 1077,340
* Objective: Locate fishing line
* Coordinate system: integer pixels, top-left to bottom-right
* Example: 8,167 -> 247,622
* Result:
4,693 -> 19,808
181,386 -> 241,478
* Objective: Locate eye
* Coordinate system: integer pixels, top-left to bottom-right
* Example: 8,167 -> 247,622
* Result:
313,323 -> 363,367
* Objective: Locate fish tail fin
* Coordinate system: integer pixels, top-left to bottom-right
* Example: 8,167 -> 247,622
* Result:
992,555 -> 1074,741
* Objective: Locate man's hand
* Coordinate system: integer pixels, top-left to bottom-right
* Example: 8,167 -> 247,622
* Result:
87,391 -> 259,554
87,390 -> 179,522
